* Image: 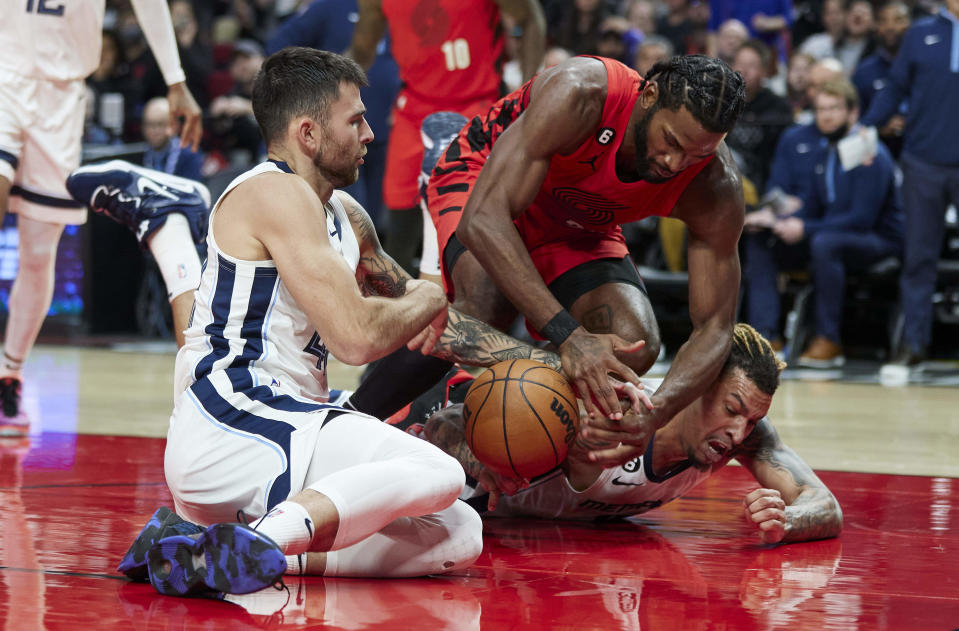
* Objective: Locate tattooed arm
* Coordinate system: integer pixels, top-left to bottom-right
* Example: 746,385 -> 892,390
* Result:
733,418 -> 843,544
424,404 -> 529,510
338,191 -> 561,370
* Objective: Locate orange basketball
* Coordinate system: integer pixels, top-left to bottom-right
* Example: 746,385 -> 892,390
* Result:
462,359 -> 579,478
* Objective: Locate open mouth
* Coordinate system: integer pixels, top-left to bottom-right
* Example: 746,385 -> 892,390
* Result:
707,439 -> 729,460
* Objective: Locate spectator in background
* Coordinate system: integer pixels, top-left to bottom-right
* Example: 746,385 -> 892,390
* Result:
209,40 -> 264,166
852,1 -> 910,157
86,30 -> 138,142
552,0 -> 610,56
714,19 -> 751,65
861,0 -> 959,370
656,0 -> 695,55
728,40 -> 794,197
742,79 -> 903,365
634,35 -> 675,76
800,0 -> 847,60
785,51 -> 816,116
596,16 -> 632,65
625,0 -> 658,39
835,0 -> 876,74
141,97 -> 205,182
797,57 -> 844,123
709,0 -> 793,61
265,0 -> 401,230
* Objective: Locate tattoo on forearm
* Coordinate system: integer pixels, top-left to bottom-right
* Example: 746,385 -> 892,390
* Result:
358,254 -> 408,297
737,419 -> 842,542
784,489 -> 843,543
581,304 -> 613,334
432,310 -> 562,371
428,413 -> 485,479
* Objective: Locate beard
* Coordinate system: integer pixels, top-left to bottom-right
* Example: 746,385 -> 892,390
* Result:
631,103 -> 673,184
313,129 -> 362,189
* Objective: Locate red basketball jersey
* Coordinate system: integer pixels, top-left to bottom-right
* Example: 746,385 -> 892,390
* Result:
382,0 -> 504,106
530,58 -> 713,233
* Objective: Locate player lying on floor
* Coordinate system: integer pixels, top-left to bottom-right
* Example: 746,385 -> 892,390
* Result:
405,324 -> 842,545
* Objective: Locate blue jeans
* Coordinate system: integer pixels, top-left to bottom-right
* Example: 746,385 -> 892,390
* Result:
744,230 -> 900,342
899,152 -> 959,351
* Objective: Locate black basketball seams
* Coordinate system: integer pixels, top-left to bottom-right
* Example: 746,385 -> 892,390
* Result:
517,379 -> 561,469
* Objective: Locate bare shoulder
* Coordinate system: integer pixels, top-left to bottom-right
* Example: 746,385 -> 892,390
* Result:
226,171 -> 317,215
524,57 -> 608,153
532,56 -> 607,109
674,142 -> 744,238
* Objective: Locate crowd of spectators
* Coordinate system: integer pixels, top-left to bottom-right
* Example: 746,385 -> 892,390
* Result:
86,0 -> 959,367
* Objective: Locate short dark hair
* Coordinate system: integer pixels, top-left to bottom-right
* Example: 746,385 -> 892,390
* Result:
721,323 -> 787,396
646,54 -> 746,134
251,47 -> 368,145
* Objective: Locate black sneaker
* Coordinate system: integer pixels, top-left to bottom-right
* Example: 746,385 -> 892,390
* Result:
0,377 -> 21,418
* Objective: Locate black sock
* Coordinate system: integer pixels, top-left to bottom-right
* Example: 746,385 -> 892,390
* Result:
383,206 -> 422,277
346,346 -> 453,419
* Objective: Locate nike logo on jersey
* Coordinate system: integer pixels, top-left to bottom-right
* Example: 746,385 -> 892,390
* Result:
136,177 -> 180,201
611,476 -> 644,487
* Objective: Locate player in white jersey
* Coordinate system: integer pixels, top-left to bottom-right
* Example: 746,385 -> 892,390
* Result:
130,47 -> 577,598
0,0 -> 202,431
420,324 -> 843,545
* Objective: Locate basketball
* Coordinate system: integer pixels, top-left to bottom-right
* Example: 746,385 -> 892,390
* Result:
462,359 -> 579,478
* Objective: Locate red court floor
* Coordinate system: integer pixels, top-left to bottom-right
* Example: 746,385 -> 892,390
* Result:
1,432 -> 957,630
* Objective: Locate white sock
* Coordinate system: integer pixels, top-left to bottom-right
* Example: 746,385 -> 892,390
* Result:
146,213 -> 202,301
284,554 -> 305,576
252,501 -> 315,555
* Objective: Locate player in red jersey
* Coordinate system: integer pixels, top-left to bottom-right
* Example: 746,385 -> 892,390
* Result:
347,0 -> 545,276
420,55 -> 747,467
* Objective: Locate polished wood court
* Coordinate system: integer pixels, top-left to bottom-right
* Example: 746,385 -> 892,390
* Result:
1,344 -> 958,629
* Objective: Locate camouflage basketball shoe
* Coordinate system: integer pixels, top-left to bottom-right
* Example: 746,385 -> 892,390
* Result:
147,522 -> 287,597
117,506 -> 204,581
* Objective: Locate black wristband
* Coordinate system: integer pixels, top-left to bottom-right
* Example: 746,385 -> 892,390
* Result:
541,310 -> 580,348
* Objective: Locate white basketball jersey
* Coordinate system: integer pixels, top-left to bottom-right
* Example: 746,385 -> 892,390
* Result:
0,1 -> 105,81
482,379 -> 716,520
174,160 -> 360,403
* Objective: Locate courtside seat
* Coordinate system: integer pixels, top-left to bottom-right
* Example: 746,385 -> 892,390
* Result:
783,256 -> 902,363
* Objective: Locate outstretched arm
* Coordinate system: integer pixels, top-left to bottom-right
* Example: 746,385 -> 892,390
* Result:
129,0 -> 202,150
654,146 -> 743,420
345,0 -> 387,70
338,191 -> 560,370
581,148 -> 742,466
734,419 -> 843,544
495,0 -> 546,81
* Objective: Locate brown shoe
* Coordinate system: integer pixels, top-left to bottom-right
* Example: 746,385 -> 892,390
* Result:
798,336 -> 845,368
